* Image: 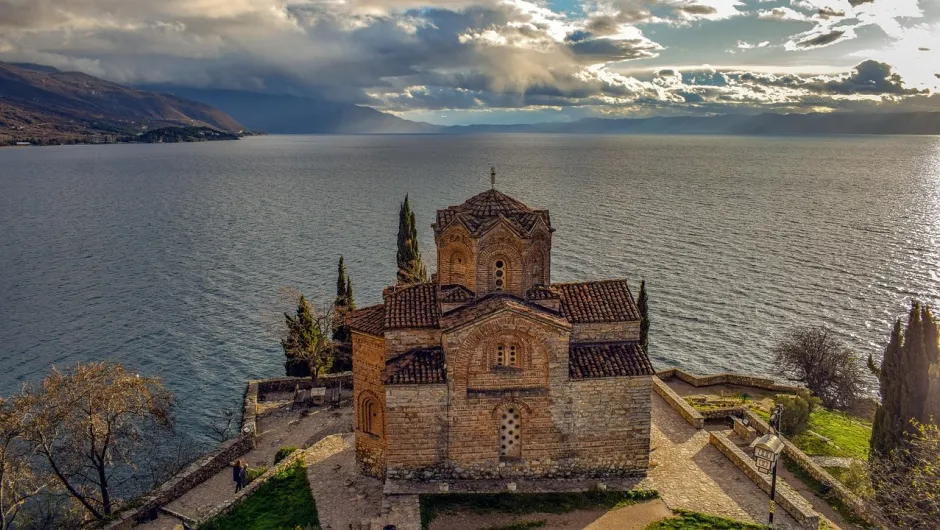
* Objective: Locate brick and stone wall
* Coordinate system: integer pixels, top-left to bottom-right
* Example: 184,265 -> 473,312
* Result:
385,328 -> 442,356
353,331 -> 388,477
570,321 -> 641,342
385,384 -> 449,477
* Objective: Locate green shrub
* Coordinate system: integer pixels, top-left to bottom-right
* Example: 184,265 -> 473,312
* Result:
245,466 -> 267,484
275,446 -> 298,465
646,509 -> 765,529
776,390 -> 817,436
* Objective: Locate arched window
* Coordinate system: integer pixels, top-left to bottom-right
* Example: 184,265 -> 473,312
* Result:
494,260 -> 505,290
360,397 -> 378,436
499,407 -> 521,459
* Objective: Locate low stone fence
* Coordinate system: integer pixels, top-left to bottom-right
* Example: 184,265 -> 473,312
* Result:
709,431 -> 820,530
103,433 -> 255,530
740,409 -> 883,527
656,368 -> 800,393
698,406 -> 746,420
242,381 -> 259,436
196,434 -> 348,526
652,376 -> 704,429
253,372 -> 353,395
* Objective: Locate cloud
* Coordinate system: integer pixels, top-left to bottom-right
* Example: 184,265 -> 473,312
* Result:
817,7 -> 846,20
758,8 -> 812,22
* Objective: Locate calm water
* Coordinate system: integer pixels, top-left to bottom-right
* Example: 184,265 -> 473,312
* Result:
2,134 -> 939,441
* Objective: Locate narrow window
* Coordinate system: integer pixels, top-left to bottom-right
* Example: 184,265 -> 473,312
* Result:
362,398 -> 376,435
497,345 -> 505,366
500,407 -> 521,458
509,345 -> 517,367
494,260 -> 505,290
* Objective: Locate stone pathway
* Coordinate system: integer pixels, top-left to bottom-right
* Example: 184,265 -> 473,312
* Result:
135,404 -> 353,529
305,434 -> 385,529
639,394 -> 801,529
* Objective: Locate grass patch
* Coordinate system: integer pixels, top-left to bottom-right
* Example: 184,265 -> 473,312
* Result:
781,456 -> 871,529
645,509 -> 766,529
481,521 -> 547,530
791,408 -> 871,460
274,446 -> 298,465
419,489 -> 658,529
199,461 -> 319,530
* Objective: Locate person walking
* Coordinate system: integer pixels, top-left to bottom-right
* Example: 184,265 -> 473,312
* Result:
233,459 -> 244,492
238,462 -> 248,492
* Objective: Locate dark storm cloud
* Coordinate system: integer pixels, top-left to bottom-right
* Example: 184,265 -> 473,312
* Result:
679,5 -> 717,16
817,7 -> 845,19
848,0 -> 875,6
735,61 -> 925,96
797,29 -> 845,48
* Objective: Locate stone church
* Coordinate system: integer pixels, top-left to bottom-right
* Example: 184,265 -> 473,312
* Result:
349,187 -> 654,481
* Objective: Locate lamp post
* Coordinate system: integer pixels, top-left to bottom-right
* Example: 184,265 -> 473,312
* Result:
753,404 -> 784,526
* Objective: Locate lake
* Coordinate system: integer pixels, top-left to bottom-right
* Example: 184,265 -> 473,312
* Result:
1,134 -> 938,441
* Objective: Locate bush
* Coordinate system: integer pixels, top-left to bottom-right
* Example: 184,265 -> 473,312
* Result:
275,446 -> 298,465
245,466 -> 267,484
776,389 -> 818,436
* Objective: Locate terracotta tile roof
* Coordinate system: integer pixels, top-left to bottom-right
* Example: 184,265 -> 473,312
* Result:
348,304 -> 385,336
439,284 -> 475,303
569,342 -> 654,378
386,347 -> 447,385
525,284 -> 559,300
435,189 -> 552,237
552,280 -> 640,323
441,293 -> 570,331
383,283 -> 440,329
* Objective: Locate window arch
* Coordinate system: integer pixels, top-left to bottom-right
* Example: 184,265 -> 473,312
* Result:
494,260 -> 506,291
359,395 -> 380,436
499,406 -> 521,459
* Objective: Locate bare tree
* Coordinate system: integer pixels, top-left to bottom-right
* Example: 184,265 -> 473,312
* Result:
18,363 -> 173,522
869,421 -> 940,528
0,397 -> 46,530
772,326 -> 863,409
208,408 -> 237,442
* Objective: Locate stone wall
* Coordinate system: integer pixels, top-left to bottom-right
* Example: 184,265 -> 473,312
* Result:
385,328 -> 442,356
699,406 -> 746,420
570,321 -> 640,343
385,384 -> 449,478
103,434 -> 255,530
709,431 -> 820,530
656,369 -> 800,393
353,331 -> 388,477
652,376 -> 704,429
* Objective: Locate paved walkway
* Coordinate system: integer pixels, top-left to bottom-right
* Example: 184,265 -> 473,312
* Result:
136,404 -> 353,529
639,394 -> 801,529
305,434 -> 385,529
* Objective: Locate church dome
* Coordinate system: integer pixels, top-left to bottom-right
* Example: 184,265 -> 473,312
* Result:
434,189 -> 552,237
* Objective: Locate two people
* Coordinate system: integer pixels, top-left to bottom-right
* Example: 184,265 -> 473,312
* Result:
233,459 -> 249,492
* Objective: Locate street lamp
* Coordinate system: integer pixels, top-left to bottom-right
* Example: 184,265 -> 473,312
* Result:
753,404 -> 785,526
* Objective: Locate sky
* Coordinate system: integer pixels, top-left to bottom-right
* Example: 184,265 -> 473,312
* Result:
1,0 -> 939,125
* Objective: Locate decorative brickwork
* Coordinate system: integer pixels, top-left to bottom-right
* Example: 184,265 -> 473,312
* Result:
353,188 -> 653,482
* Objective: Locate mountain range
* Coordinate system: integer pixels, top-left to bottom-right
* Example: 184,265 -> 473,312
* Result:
0,62 -> 243,141
3,61 -> 940,141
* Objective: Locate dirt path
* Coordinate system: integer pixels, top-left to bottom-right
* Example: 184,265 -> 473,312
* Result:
305,434 -> 384,529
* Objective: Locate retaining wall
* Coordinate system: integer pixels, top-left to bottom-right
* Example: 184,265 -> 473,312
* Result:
709,431 -> 820,530
656,368 -> 800,393
740,409 -> 883,527
652,376 -> 704,429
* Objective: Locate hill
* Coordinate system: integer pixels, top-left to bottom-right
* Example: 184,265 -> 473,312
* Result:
147,87 -> 439,134
0,62 -> 245,143
447,112 -> 940,135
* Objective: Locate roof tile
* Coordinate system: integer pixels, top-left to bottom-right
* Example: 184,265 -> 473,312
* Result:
435,189 -> 551,237
383,283 -> 440,329
569,342 -> 654,378
552,280 -> 640,323
386,347 -> 446,385
349,304 -> 385,336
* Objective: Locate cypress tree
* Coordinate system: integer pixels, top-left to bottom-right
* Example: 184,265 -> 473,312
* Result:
871,301 -> 940,459
346,277 -> 355,311
336,256 -> 347,304
638,280 -> 650,353
396,194 -> 428,284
